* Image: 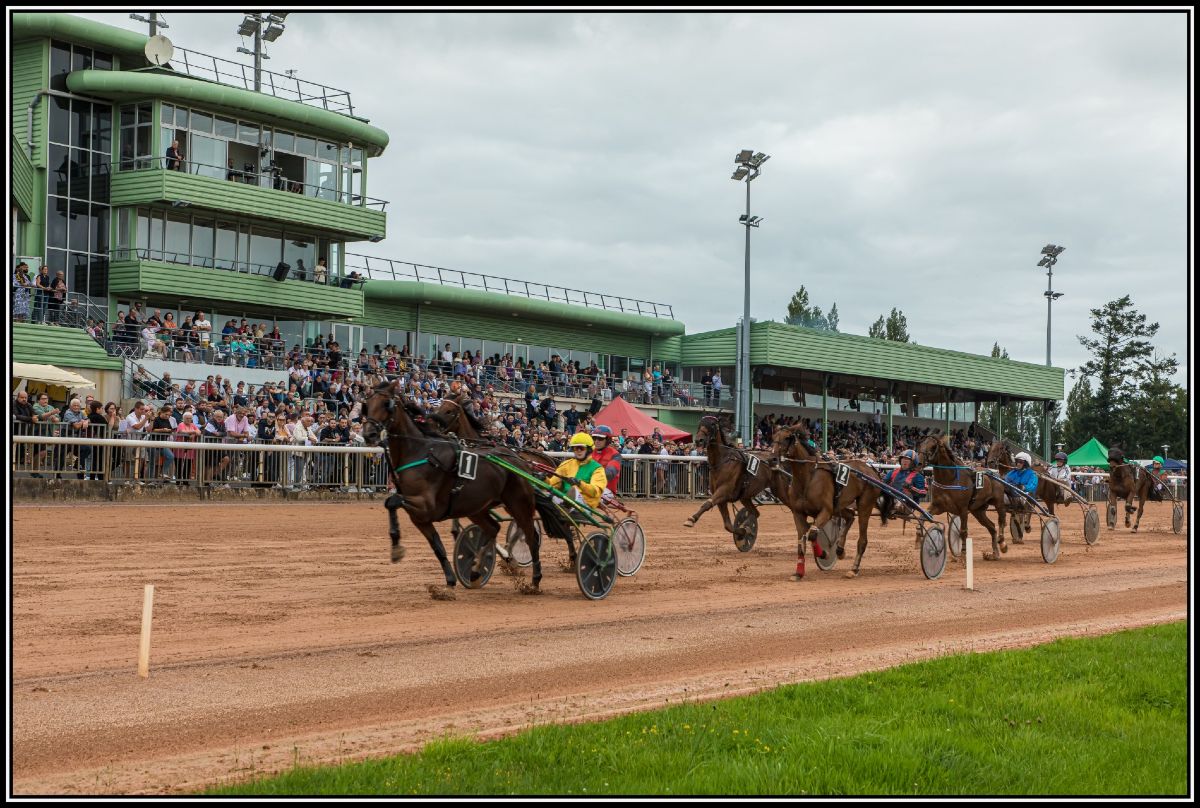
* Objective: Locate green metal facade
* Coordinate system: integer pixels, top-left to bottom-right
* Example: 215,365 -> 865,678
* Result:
682,322 -> 1064,401
12,323 -> 124,371
12,139 -> 36,219
110,168 -> 386,241
109,258 -> 365,319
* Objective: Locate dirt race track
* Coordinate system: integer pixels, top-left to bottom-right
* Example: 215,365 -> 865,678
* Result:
11,498 -> 1189,794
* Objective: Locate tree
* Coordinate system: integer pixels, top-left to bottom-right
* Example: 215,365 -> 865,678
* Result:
868,316 -> 886,339
1058,375 -> 1094,453
885,308 -> 910,343
783,285 -> 835,331
1075,295 -> 1162,446
1124,353 -> 1187,459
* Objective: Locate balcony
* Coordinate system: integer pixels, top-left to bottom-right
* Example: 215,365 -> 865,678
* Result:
110,158 -> 387,242
109,248 -> 364,319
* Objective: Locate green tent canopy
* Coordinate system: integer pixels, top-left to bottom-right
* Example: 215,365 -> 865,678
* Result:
1067,437 -> 1109,469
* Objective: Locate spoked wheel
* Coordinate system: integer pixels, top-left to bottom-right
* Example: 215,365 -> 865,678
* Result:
504,520 -> 539,568
1083,507 -> 1100,545
733,508 -> 758,553
1172,504 -> 1184,535
947,514 -> 963,559
453,524 -> 496,589
613,518 -> 646,577
1009,514 -> 1025,543
813,517 -> 841,572
576,531 -> 617,600
1106,502 -> 1117,529
1040,517 -> 1061,564
920,523 -> 948,580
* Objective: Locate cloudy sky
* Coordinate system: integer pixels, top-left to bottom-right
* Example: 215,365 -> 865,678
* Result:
78,10 -> 1190,385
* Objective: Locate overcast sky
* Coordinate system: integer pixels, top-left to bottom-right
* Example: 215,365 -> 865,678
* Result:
76,10 -> 1190,385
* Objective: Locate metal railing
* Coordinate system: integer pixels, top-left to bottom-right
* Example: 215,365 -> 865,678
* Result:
120,156 -> 387,210
343,253 -> 676,319
169,46 -> 358,117
110,247 -> 359,289
15,286 -> 108,333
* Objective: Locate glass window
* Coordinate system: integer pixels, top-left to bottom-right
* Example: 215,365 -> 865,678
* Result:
138,103 -> 153,124
94,104 -> 112,155
47,196 -> 69,250
48,143 -> 69,196
327,241 -> 342,276
237,226 -> 250,272
91,206 -> 109,255
295,135 -> 316,156
93,51 -> 113,71
274,130 -> 294,153
136,209 -> 150,253
161,103 -> 175,124
49,96 -> 70,145
136,126 -> 152,164
461,338 -> 482,360
528,345 -> 549,366
215,222 -> 237,270
69,147 -> 90,198
161,127 -> 177,166
50,41 -> 72,91
72,100 -> 92,149
72,47 -> 92,73
191,110 -> 213,134
306,159 -> 338,201
175,106 -> 189,128
238,121 -> 260,144
165,212 -> 190,262
214,115 -> 237,139
45,248 -> 67,277
117,208 -> 132,251
283,233 -> 316,280
249,227 -> 282,272
318,140 -> 338,160
121,105 -> 136,128
149,210 -> 164,256
68,199 -> 90,252
192,218 -> 215,267
87,256 -> 109,298
189,133 -> 225,179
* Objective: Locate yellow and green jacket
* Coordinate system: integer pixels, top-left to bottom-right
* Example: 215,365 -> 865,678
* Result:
547,457 -> 607,509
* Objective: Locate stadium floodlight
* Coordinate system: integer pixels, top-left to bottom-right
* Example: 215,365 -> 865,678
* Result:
1041,244 -> 1065,257
735,149 -> 753,165
237,16 -> 259,37
266,13 -> 289,23
263,23 -> 286,42
1038,242 -> 1065,460
749,152 -> 770,167
1037,256 -> 1050,267
730,149 -> 769,446
732,167 -> 749,181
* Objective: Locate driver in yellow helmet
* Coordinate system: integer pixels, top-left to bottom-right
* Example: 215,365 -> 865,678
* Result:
546,432 -> 608,509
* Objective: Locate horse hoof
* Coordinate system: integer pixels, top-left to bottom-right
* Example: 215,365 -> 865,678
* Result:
835,547 -> 846,559
982,551 -> 995,561
683,519 -> 695,528
843,570 -> 858,579
390,545 -> 406,563
1000,542 -> 1008,554
790,573 -> 804,582
426,583 -> 456,601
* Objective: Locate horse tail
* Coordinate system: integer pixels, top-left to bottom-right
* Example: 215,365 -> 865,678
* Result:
878,493 -> 896,525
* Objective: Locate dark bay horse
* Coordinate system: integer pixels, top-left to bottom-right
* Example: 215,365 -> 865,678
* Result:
361,380 -> 545,591
684,415 -> 773,537
915,434 -> 1009,561
1106,449 -> 1155,532
769,423 -> 885,580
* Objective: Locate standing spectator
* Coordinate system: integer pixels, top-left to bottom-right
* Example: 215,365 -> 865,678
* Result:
174,411 -> 201,484
165,139 -> 184,171
150,404 -> 177,480
314,257 -> 328,284
288,413 -> 313,490
48,271 -> 68,324
13,261 -> 32,322
32,264 -> 52,324
202,410 -> 233,483
711,370 -> 723,404
83,400 -> 107,479
701,369 -> 713,407
119,400 -> 150,479
60,398 -> 89,479
13,390 -> 38,471
192,310 -> 212,361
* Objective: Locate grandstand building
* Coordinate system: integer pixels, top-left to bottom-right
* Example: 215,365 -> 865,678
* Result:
10,13 -> 1063,448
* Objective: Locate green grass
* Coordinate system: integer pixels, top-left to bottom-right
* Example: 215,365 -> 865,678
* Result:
208,621 -> 1188,796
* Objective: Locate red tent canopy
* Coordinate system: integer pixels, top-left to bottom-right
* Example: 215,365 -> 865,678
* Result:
593,396 -> 692,442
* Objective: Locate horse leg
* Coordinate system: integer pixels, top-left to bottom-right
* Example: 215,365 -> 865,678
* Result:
1125,495 -> 1136,529
790,509 -> 811,581
716,501 -> 735,534
836,509 -> 855,559
1132,494 -> 1146,533
845,491 -> 875,578
974,506 -> 1003,560
385,493 -> 406,563
685,497 -> 718,528
414,519 -> 456,587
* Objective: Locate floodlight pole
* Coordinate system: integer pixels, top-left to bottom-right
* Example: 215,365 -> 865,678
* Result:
741,176 -> 752,446
1041,246 -> 1063,461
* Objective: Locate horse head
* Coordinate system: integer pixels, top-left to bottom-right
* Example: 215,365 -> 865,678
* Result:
985,440 -> 1012,470
694,414 -> 724,450
914,433 -> 948,467
769,423 -> 814,464
361,379 -> 402,446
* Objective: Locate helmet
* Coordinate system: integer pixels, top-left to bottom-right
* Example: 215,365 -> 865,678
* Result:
1054,452 -> 1068,462
1153,455 -> 1164,465
899,449 -> 918,465
591,425 -> 613,439
569,433 -> 594,450
1015,451 -> 1032,466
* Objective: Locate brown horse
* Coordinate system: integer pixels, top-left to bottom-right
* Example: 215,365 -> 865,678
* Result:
684,414 -> 773,539
1106,449 -> 1159,532
361,380 -> 545,591
915,434 -> 1009,560
986,441 -> 1064,534
768,423 -> 885,580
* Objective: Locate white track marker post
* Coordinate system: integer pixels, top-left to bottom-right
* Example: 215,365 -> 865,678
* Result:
138,584 -> 155,678
965,538 -> 974,591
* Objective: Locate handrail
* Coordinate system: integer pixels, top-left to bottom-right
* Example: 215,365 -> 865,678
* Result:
117,156 -> 388,210
343,253 -> 676,319
109,247 -> 359,287
169,46 -> 357,117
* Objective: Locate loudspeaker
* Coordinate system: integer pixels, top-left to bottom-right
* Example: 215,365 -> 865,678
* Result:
273,261 -> 290,282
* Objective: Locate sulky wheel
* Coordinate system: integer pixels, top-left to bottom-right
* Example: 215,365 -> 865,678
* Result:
613,518 -> 646,577
947,514 -> 963,559
1172,504 -> 1184,535
504,520 -> 539,568
1083,507 -> 1100,545
576,531 -> 617,600
733,508 -> 758,553
453,524 -> 496,589
813,517 -> 842,571
1106,502 -> 1117,529
1040,517 -> 1062,564
920,524 -> 948,581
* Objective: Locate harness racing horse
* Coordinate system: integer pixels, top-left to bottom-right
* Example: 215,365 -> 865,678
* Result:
1106,449 -> 1155,533
915,434 -> 1009,561
361,380 -> 545,592
768,423 -> 886,580
986,441 -> 1064,534
684,415 -> 774,544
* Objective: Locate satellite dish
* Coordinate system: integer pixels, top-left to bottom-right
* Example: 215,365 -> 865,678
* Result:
144,35 -> 175,67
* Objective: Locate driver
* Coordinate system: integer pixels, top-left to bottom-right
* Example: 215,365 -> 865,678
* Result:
1047,451 -> 1071,501
590,425 -> 622,501
1004,451 -> 1040,508
1148,455 -> 1169,501
546,432 -> 608,509
883,449 -> 926,507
